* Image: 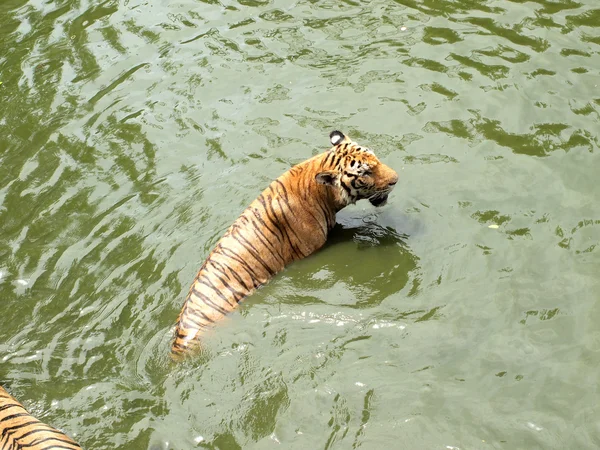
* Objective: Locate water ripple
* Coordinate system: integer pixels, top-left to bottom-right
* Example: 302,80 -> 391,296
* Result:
2,0 -> 600,448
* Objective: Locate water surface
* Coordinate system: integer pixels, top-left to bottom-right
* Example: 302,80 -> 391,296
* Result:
1,0 -> 600,448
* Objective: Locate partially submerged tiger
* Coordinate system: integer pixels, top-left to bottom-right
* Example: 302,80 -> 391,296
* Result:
171,130 -> 398,360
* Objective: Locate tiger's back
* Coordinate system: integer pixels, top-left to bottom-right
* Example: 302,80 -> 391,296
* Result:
0,386 -> 81,450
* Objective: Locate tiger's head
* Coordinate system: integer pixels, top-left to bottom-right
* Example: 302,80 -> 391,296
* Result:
316,130 -> 398,208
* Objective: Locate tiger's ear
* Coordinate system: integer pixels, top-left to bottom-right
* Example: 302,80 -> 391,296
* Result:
329,130 -> 350,147
315,170 -> 339,186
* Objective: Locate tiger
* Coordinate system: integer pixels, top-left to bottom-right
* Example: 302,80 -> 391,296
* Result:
171,130 -> 398,361
0,386 -> 81,450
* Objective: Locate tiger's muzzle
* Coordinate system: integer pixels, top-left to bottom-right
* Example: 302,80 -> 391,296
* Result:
369,167 -> 398,207
369,193 -> 390,207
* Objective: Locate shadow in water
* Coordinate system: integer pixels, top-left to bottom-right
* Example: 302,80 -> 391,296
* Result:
326,218 -> 410,249
267,211 -> 422,310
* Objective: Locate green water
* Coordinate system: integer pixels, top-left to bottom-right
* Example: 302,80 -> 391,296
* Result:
1,0 -> 600,448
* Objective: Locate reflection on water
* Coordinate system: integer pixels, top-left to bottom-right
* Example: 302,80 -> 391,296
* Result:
1,0 -> 600,448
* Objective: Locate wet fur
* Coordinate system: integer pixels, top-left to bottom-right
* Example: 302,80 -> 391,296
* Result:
171,131 -> 398,360
0,386 -> 81,450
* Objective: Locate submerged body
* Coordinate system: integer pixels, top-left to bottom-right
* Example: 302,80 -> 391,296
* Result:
171,131 -> 398,360
0,386 -> 81,450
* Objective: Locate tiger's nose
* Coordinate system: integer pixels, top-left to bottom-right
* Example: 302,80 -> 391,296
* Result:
388,173 -> 399,186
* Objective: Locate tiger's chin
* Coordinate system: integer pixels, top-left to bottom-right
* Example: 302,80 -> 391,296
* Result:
369,193 -> 389,207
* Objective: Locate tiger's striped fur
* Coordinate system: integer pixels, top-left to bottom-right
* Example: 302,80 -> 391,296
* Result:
0,386 -> 81,450
171,130 -> 398,360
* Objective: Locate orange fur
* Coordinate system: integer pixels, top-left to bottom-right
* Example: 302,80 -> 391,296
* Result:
171,131 -> 398,360
0,386 -> 81,450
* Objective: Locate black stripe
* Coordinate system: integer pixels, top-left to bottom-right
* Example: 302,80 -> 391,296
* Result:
231,232 -> 276,276
341,181 -> 352,195
1,419 -> 42,445
302,206 -> 327,238
251,205 -> 282,243
274,197 -> 307,258
206,260 -> 249,297
178,310 -> 205,330
324,151 -> 335,166
206,257 -> 231,282
1,412 -> 31,422
274,183 -> 293,213
177,316 -> 207,331
245,217 -> 286,265
175,321 -> 208,341
212,275 -> 246,304
274,179 -> 289,202
198,273 -> 240,306
209,259 -> 252,291
315,200 -> 333,230
182,301 -> 215,323
216,247 -> 262,288
0,403 -> 21,414
264,195 -> 304,259
177,312 -> 208,329
179,313 -> 210,332
252,208 -> 282,242
257,195 -> 291,252
14,433 -> 79,448
190,285 -> 230,315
